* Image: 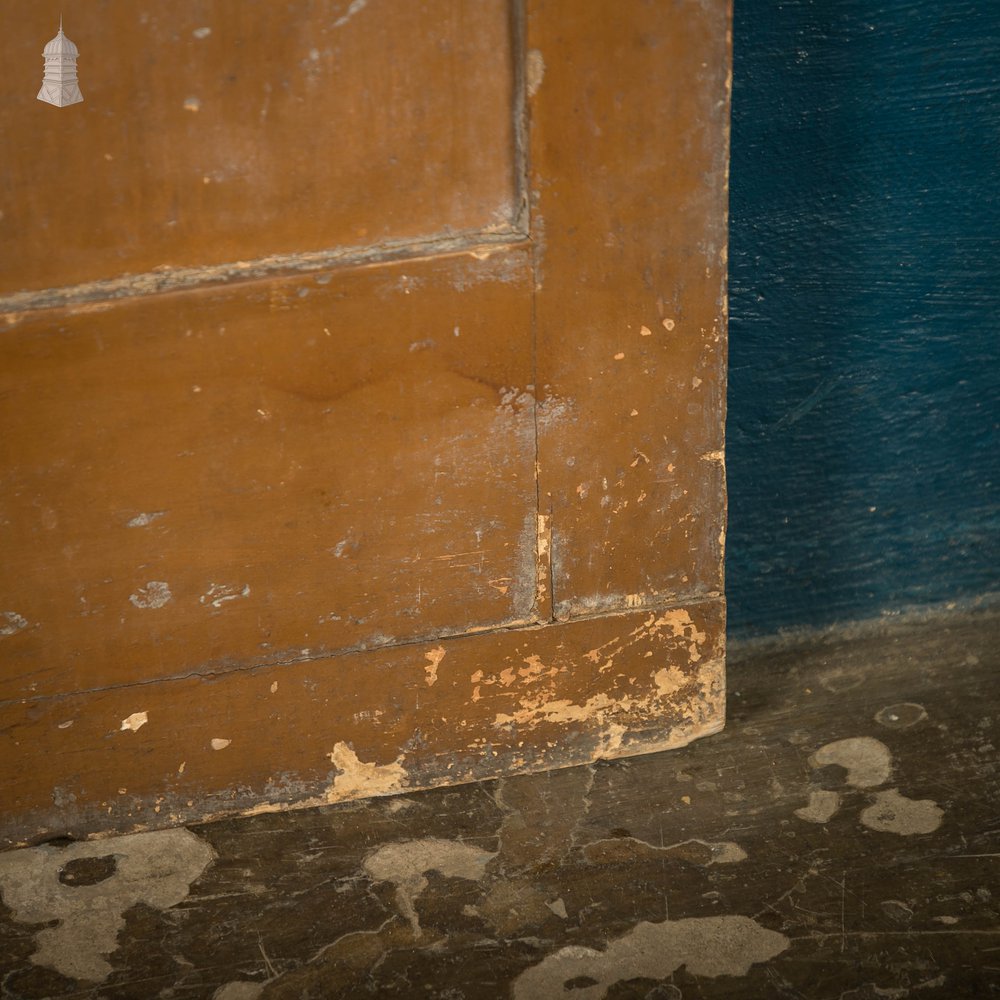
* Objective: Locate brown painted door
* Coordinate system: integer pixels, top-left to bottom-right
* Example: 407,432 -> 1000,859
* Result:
0,0 -> 731,847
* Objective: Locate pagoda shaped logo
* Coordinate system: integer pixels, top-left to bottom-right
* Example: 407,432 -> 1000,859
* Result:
38,18 -> 83,107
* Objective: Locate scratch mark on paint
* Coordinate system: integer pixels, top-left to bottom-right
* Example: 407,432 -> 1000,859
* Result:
120,711 -> 148,733
129,582 -> 172,610
424,646 -> 445,686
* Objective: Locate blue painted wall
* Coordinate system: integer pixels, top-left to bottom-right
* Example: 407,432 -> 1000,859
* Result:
727,0 -> 999,636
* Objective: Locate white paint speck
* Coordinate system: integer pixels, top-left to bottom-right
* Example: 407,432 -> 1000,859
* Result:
57,720 -> 74,730
129,582 -> 172,610
126,511 -> 166,528
0,611 -> 28,636
211,738 -> 231,751
200,583 -> 250,609
193,26 -> 212,39
120,711 -> 148,733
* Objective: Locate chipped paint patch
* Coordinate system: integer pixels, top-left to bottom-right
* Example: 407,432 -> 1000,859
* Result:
654,665 -> 688,697
211,738 -> 231,750
512,915 -> 788,999
0,610 -> 29,635
535,513 -> 551,608
363,838 -> 495,935
0,829 -> 214,982
327,742 -> 407,801
810,737 -> 892,788
126,511 -> 166,528
860,788 -> 944,835
200,582 -> 250,609
525,49 -> 545,98
423,646 -> 445,686
120,711 -> 148,733
129,581 -> 172,609
794,789 -> 841,824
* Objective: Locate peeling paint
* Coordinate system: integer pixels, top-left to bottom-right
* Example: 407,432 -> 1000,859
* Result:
423,646 -> 445,686
654,665 -> 688,697
512,915 -> 788,1000
525,49 -> 546,98
327,742 -> 407,800
119,711 -> 148,733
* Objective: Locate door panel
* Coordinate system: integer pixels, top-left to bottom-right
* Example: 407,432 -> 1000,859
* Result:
0,249 -> 536,702
0,0 -> 731,848
0,0 -> 521,294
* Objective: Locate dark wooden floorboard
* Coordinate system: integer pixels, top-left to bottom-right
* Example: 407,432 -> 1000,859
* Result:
1,608 -> 998,999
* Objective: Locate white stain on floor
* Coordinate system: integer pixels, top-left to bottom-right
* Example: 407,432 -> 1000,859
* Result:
860,788 -> 944,835
512,914 -> 789,1000
0,829 -> 215,983
363,838 -> 496,935
796,735 -> 944,835
810,736 -> 892,788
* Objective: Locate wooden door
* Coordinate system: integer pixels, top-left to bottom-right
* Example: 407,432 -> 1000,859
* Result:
0,0 -> 731,848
